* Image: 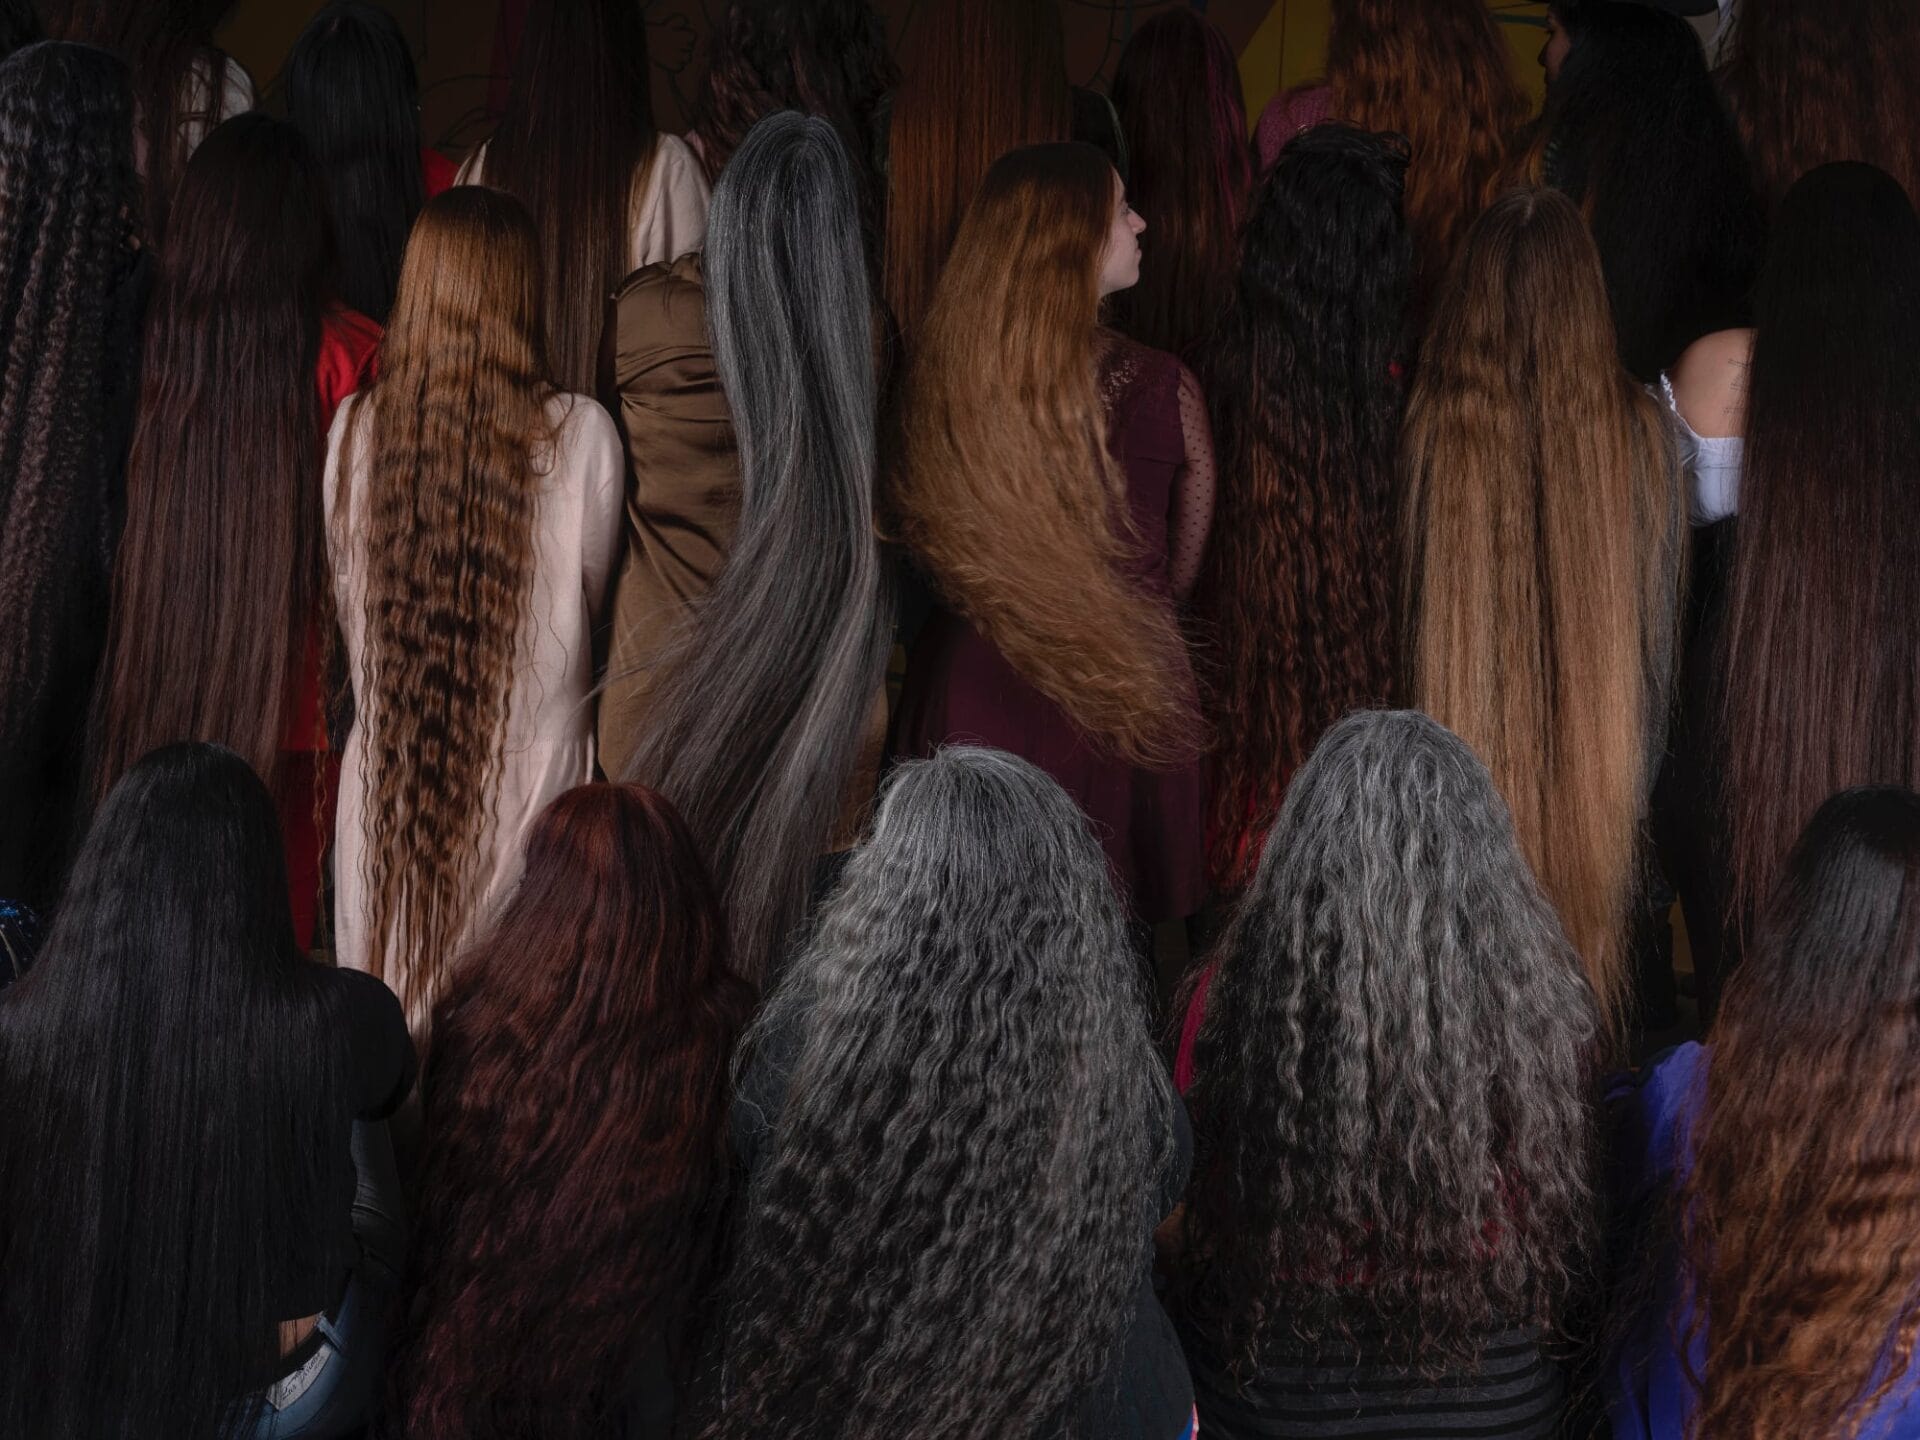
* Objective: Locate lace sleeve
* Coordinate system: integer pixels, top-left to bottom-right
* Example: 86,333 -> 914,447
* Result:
1168,365 -> 1217,601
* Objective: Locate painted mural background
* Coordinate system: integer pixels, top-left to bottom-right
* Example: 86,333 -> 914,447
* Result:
218,0 -> 1559,159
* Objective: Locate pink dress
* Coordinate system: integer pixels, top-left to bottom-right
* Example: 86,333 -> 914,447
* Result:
895,337 -> 1216,923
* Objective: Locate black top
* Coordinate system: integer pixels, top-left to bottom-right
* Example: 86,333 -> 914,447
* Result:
279,966 -> 414,1321
732,1016 -> 1194,1439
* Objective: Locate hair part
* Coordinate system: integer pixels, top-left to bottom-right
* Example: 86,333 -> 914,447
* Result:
1197,123 -> 1410,889
708,745 -> 1176,1440
1403,186 -> 1681,1030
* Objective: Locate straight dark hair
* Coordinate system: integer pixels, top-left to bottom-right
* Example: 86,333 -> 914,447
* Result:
0,743 -> 352,1440
1109,6 -> 1252,355
90,114 -> 331,807
1198,123 -> 1410,890
480,0 -> 656,392
394,783 -> 754,1439
0,41 -> 138,899
1683,785 -> 1920,1438
285,0 -> 424,325
1722,162 -> 1920,932
42,0 -> 239,246
625,113 -> 893,985
0,0 -> 40,57
1526,0 -> 1763,379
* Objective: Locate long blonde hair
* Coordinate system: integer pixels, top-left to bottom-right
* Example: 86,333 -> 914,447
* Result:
1403,188 -> 1678,1029
892,142 -> 1199,768
338,187 -> 552,1026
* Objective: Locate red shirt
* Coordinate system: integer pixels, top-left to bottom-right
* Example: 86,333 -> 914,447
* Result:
421,145 -> 458,199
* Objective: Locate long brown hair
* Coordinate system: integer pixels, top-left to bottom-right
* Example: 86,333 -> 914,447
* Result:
1324,0 -> 1525,300
396,783 -> 753,1439
478,0 -> 656,393
1681,785 -> 1920,1439
1721,162 -> 1920,933
1403,187 -> 1678,1029
91,115 -> 330,805
1198,125 -> 1410,890
1109,7 -> 1252,355
882,0 -> 1070,343
893,142 -> 1200,768
1719,0 -> 1920,210
336,187 -> 551,1027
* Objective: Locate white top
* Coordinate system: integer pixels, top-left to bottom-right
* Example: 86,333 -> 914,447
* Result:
324,391 -> 625,1031
1658,372 -> 1744,525
456,131 -> 711,274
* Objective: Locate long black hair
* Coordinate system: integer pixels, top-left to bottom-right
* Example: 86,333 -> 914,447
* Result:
90,114 -> 333,805
1529,0 -> 1763,379
0,41 -> 139,903
0,0 -> 40,57
285,0 -> 423,324
0,743 -> 353,1440
1197,123 -> 1410,891
482,0 -> 657,392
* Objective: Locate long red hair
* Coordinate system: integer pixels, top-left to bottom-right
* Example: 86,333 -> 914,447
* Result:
393,783 -> 754,1439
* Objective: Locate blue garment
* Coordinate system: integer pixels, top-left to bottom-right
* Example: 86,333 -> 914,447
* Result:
1607,1042 -> 1920,1438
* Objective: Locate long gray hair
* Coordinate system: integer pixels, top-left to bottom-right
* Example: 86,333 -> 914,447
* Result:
624,111 -> 894,985
709,745 -> 1177,1440
1179,709 -> 1598,1373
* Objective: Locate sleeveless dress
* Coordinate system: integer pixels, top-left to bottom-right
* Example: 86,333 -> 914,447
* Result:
894,337 -> 1210,923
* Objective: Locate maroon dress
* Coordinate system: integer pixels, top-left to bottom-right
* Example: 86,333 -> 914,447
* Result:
895,338 -> 1210,923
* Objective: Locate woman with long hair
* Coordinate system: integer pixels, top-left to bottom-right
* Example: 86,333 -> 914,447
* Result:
1253,0 -> 1525,303
1700,162 -> 1920,968
457,0 -> 707,393
1175,710 -> 1596,1437
285,1 -> 445,326
708,745 -> 1190,1440
0,42 -> 142,913
1612,785 -> 1920,1437
690,0 -> 893,215
615,114 -> 893,987
392,783 -> 753,1439
89,114 -> 381,951
893,141 -> 1213,927
0,743 -> 414,1440
43,0 -> 253,246
1109,7 -> 1253,356
882,0 -> 1071,343
1403,187 -> 1681,1030
326,186 -> 623,1032
1520,0 -> 1763,381
1197,123 -> 1410,894
1718,0 -> 1919,209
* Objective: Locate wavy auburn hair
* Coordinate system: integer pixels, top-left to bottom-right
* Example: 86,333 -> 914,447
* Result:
882,0 -> 1070,342
1198,124 -> 1410,891
1109,7 -> 1252,355
1324,0 -> 1525,301
624,114 -> 894,986
1719,0 -> 1920,209
1404,187 -> 1679,1031
1524,0 -> 1763,380
893,142 -> 1201,766
1681,786 -> 1920,1439
1179,710 -> 1597,1374
394,783 -> 753,1440
1721,163 -> 1920,935
91,115 -> 332,806
337,186 -> 552,1030
480,0 -> 656,392
707,746 -> 1175,1440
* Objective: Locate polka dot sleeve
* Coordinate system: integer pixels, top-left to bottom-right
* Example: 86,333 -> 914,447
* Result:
1168,364 -> 1217,601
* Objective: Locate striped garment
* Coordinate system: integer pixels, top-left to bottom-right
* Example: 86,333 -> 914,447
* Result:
1180,1321 -> 1564,1440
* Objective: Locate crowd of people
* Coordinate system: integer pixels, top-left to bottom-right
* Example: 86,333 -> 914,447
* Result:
0,0 -> 1916,1435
